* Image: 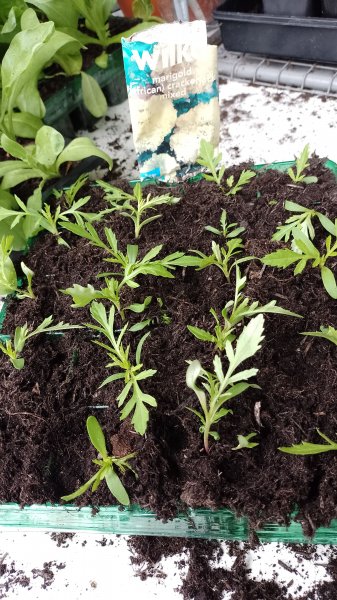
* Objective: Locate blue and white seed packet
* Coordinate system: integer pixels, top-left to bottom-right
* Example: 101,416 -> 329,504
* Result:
122,21 -> 220,181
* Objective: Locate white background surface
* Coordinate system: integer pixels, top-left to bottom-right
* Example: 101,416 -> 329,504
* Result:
2,51 -> 337,598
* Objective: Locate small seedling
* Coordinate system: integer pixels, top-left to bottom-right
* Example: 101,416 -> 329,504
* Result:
86,302 -> 157,435
279,430 -> 337,455
272,201 -> 317,243
0,188 -> 105,247
0,316 -> 81,369
0,236 -> 35,299
53,174 -> 89,208
97,180 -> 180,238
62,222 -> 197,288
186,314 -> 264,453
204,210 -> 245,239
225,170 -> 256,196
187,265 -> 301,349
197,140 -> 255,195
300,325 -> 337,346
62,278 -> 152,325
232,432 -> 259,450
61,416 -> 136,505
287,145 -> 318,185
197,140 -> 225,187
191,212 -> 252,281
262,225 -> 337,299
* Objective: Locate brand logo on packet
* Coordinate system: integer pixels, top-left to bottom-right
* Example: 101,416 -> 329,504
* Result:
131,44 -> 199,71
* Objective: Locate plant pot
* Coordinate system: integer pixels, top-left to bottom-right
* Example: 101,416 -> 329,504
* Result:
322,0 -> 337,16
262,0 -> 314,16
2,159 -> 337,541
214,0 -> 337,63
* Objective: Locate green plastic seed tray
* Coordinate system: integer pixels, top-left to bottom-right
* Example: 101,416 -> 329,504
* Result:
1,159 -> 337,541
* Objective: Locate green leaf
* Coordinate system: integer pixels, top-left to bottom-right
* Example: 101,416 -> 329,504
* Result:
1,134 -> 28,161
61,472 -> 101,502
261,249 -> 304,269
35,125 -> 65,167
301,325 -> 337,346
321,266 -> 337,299
187,325 -> 215,343
105,467 -> 130,506
81,71 -> 107,118
61,283 -> 102,307
56,137 -> 112,171
228,314 -> 264,373
86,415 -> 107,458
232,432 -> 259,450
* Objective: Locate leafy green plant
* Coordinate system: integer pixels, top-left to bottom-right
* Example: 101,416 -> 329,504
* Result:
196,140 -> 225,187
187,266 -> 301,349
0,185 -> 105,248
61,416 -> 136,505
0,125 -> 112,189
190,212 -> 252,281
0,9 -> 83,137
204,209 -> 245,239
225,170 -> 256,196
196,140 -> 255,195
186,314 -> 264,453
232,432 -> 259,450
97,180 -> 180,239
27,0 -> 160,70
287,145 -> 318,185
61,222 -> 197,306
279,430 -> 337,455
86,302 -> 157,435
0,315 -> 81,369
272,201 -> 317,243
63,279 -> 152,325
0,236 -> 34,299
300,325 -> 337,346
262,225 -> 337,299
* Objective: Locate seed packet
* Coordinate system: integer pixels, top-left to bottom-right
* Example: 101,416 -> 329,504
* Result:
122,20 -> 219,181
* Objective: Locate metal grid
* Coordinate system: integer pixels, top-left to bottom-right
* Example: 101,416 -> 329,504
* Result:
218,51 -> 337,97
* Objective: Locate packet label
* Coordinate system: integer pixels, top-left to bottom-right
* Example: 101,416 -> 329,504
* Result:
122,21 -> 220,181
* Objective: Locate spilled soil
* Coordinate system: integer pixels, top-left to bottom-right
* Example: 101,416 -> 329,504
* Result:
1,158 -> 337,537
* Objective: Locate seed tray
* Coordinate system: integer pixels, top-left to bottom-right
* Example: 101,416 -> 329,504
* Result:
214,0 -> 337,64
2,159 -> 337,542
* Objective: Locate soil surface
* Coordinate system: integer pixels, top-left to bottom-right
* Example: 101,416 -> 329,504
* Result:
2,158 -> 337,535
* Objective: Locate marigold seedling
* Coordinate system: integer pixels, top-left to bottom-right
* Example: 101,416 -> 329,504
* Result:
232,432 -> 259,450
262,225 -> 337,299
61,416 -> 136,505
300,325 -> 337,346
86,302 -> 157,435
61,223 -> 196,318
0,236 -> 35,299
225,170 -> 256,196
0,187 -> 105,247
287,145 -> 318,185
279,429 -> 337,455
186,314 -> 265,453
197,141 -> 256,195
97,180 -> 180,238
191,212 -> 252,281
0,316 -> 82,369
187,265 -> 301,349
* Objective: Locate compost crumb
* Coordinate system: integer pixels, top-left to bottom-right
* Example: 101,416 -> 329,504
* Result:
3,158 -> 337,534
50,532 -> 75,548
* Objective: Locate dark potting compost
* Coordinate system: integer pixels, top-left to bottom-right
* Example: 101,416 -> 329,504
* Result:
1,158 -> 337,535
